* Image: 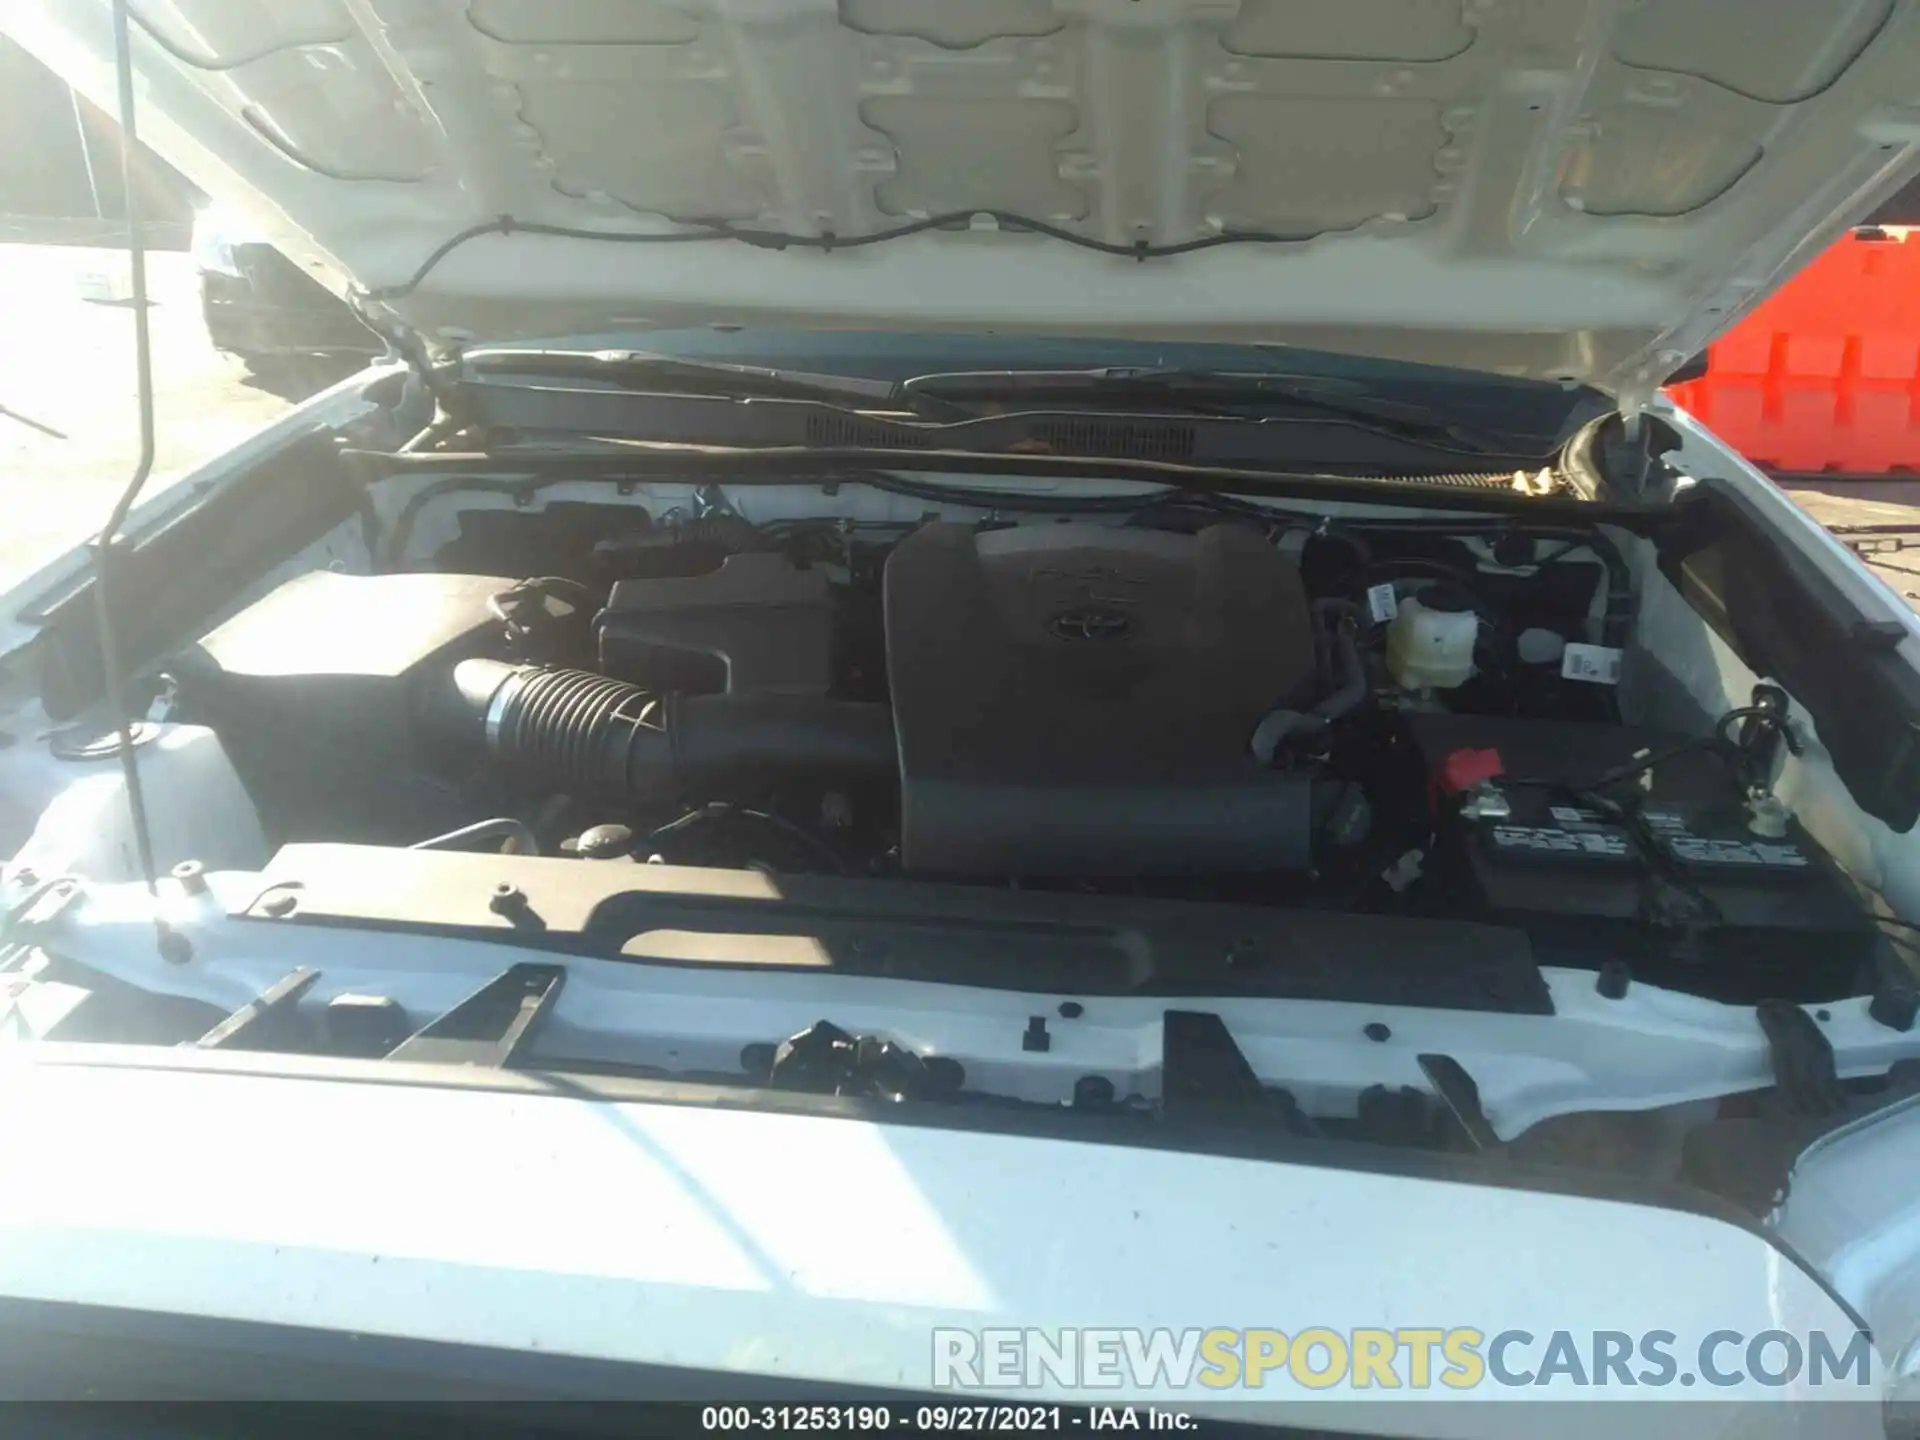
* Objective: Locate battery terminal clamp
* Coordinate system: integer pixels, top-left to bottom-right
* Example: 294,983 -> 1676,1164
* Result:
1433,746 -> 1506,818
1459,785 -> 1512,821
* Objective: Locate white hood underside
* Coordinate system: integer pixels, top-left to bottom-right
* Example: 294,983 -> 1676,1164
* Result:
14,0 -> 1920,394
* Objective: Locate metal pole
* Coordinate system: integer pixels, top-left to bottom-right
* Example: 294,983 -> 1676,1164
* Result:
68,85 -> 104,222
94,0 -> 162,902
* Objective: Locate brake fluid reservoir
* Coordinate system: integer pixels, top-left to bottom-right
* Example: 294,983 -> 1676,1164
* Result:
1385,591 -> 1478,690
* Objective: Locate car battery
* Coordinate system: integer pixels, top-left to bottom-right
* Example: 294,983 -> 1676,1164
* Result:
1398,713 -> 1877,1001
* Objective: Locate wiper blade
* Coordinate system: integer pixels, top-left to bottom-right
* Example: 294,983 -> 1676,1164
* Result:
462,348 -> 903,407
902,367 -> 1535,455
461,356 -> 1549,459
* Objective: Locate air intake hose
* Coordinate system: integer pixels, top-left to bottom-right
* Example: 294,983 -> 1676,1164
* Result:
445,659 -> 897,798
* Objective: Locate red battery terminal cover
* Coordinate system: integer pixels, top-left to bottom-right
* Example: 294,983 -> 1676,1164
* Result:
1438,747 -> 1507,794
1430,746 -> 1507,815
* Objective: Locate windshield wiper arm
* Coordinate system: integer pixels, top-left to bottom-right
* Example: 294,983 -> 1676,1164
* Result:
462,349 -> 906,407
462,356 -> 1543,455
901,367 -> 1538,455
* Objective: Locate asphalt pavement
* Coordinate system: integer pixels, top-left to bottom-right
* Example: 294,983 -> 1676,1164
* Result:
1772,476 -> 1920,612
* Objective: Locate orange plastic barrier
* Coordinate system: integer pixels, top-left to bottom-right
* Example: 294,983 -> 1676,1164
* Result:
1665,228 -> 1920,474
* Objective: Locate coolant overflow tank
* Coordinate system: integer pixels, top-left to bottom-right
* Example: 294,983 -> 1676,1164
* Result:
1385,591 -> 1479,690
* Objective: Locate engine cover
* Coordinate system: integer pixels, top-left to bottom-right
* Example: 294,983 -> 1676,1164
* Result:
884,521 -> 1319,877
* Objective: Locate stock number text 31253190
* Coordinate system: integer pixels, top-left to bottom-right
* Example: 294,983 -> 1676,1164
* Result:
700,1405 -> 1195,1433
702,1405 -> 1072,1432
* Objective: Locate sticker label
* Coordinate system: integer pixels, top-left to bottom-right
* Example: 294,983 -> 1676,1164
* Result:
1489,825 -> 1632,859
1561,643 -> 1623,685
1367,583 -> 1399,625
1665,837 -> 1811,869
1545,803 -> 1677,829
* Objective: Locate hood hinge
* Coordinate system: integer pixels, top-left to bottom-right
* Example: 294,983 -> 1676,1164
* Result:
348,289 -> 470,445
1615,385 -> 1654,436
1602,383 -> 1662,496
1574,395 -> 1682,503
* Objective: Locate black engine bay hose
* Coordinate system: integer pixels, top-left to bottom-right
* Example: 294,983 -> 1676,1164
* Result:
442,660 -> 898,798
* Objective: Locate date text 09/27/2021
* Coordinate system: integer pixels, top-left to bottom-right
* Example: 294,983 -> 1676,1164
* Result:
700,1405 -> 1193,1432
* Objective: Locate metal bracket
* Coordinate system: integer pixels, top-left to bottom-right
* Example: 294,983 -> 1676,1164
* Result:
1416,1053 -> 1501,1150
1756,1000 -> 1845,1117
1161,1011 -> 1319,1134
385,963 -> 565,1067
196,967 -> 320,1050
1161,1010 -> 1265,1115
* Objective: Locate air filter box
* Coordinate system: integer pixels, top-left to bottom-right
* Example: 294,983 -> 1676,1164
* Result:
170,570 -> 514,840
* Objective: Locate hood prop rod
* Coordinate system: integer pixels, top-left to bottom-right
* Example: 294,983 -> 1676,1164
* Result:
91,0 -> 171,952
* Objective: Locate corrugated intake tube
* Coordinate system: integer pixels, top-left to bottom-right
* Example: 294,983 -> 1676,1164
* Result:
443,660 -> 897,798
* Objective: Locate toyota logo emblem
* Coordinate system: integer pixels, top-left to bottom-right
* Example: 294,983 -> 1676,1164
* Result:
1049,608 -> 1133,642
